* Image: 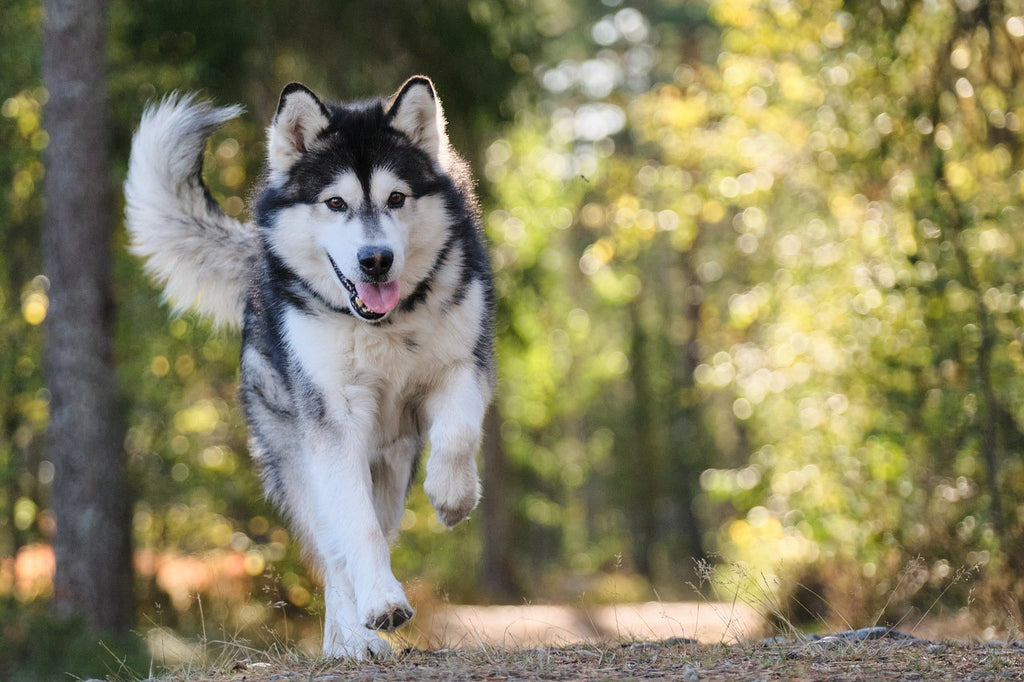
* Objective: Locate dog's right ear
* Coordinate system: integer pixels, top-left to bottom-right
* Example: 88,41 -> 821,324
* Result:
267,83 -> 330,176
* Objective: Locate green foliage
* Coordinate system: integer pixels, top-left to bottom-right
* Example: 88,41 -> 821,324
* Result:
683,0 -> 1024,621
481,0 -> 1024,625
0,0 -> 46,571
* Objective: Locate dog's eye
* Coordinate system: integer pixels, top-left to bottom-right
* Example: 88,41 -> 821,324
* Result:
325,196 -> 348,212
386,191 -> 406,209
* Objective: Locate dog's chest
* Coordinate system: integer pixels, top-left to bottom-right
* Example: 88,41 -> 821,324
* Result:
284,310 -> 445,423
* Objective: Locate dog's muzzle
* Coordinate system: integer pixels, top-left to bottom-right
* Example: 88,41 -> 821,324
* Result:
327,254 -> 400,322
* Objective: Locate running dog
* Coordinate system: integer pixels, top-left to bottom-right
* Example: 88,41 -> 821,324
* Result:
124,77 -> 494,658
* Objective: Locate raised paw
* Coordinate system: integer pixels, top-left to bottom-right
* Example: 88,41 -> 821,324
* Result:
366,604 -> 414,632
435,498 -> 476,527
423,461 -> 480,528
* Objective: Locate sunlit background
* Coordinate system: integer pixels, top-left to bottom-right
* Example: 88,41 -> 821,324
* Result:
3,0 -> 1024,675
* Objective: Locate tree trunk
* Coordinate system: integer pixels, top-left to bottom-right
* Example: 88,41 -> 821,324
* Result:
480,404 -> 517,600
42,0 -> 133,634
627,297 -> 658,578
672,247 -> 708,566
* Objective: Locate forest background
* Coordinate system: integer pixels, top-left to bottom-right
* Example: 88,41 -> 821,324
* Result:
3,0 -> 1024,678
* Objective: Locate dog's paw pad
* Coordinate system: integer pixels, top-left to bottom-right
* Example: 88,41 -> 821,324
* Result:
366,606 -> 414,632
424,472 -> 479,529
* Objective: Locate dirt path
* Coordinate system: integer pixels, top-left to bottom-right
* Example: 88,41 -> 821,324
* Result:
405,601 -> 765,649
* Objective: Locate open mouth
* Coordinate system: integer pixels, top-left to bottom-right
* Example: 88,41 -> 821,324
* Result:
327,255 -> 400,321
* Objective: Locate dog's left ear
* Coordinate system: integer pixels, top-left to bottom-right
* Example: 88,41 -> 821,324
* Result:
267,82 -> 331,176
386,76 -> 448,160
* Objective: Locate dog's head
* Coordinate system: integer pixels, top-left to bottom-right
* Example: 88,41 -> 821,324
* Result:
259,77 -> 453,323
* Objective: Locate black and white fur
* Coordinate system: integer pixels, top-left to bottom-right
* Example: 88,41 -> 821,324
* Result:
125,77 -> 494,659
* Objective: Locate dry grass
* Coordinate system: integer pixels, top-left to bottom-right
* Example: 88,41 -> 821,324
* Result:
137,599 -> 1024,681
148,637 -> 1024,681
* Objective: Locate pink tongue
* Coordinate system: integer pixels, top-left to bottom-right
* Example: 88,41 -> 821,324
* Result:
354,281 -> 401,314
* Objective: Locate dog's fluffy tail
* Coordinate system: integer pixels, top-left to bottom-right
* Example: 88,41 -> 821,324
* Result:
124,94 -> 257,327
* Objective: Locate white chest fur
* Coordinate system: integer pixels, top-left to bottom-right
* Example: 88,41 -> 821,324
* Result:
281,277 -> 486,440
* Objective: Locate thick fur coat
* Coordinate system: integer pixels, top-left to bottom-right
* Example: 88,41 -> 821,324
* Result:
124,77 -> 495,658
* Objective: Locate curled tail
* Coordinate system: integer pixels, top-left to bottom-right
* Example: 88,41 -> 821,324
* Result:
124,94 -> 257,327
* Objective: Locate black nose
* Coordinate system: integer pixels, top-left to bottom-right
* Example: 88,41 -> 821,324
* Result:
358,246 -> 394,279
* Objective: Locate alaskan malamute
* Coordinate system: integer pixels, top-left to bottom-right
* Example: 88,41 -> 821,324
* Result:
125,77 -> 495,658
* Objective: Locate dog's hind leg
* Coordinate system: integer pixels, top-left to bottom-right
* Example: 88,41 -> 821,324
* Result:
371,435 -> 421,540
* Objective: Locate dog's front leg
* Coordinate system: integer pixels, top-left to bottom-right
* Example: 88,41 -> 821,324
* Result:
305,414 -> 413,658
321,568 -> 392,660
423,364 -> 491,527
